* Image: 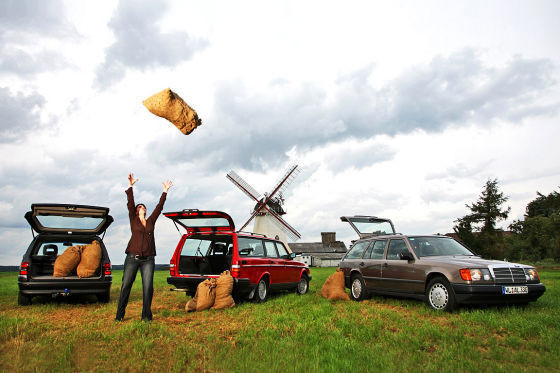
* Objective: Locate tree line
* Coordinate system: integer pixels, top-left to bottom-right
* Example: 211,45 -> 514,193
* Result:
453,179 -> 560,262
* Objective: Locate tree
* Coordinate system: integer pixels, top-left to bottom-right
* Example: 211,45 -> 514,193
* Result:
454,179 -> 511,258
507,188 -> 560,261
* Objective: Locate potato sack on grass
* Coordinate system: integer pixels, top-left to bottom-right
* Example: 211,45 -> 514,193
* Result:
53,245 -> 85,277
186,278 -> 218,312
143,88 -> 202,135
321,269 -> 350,301
77,241 -> 102,278
211,271 -> 236,310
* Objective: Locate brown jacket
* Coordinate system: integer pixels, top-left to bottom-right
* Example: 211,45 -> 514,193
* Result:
125,187 -> 167,257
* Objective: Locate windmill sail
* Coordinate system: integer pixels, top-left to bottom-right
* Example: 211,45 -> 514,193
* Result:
226,170 -> 262,202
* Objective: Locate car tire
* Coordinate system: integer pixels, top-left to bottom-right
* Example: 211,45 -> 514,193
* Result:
18,292 -> 31,306
295,275 -> 309,295
350,274 -> 368,301
97,290 -> 110,303
254,278 -> 269,303
425,276 -> 456,312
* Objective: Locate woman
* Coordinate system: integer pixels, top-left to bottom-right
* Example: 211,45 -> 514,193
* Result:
115,173 -> 173,322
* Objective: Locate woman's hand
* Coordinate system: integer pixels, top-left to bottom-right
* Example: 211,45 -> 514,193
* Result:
128,173 -> 139,188
162,180 -> 173,193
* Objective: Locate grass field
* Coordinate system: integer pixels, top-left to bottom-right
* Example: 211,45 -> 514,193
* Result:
0,268 -> 559,372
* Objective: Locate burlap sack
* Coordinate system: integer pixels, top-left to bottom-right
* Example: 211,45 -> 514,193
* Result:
320,269 -> 350,301
211,271 -> 235,310
185,291 -> 198,312
143,88 -> 202,135
77,240 -> 102,278
53,245 -> 84,277
186,279 -> 217,312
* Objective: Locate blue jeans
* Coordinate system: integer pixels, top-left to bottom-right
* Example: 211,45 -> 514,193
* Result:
115,254 -> 155,321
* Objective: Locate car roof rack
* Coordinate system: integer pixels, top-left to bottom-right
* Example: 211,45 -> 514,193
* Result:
236,231 -> 268,238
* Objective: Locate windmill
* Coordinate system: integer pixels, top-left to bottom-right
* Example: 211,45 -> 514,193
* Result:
226,165 -> 302,242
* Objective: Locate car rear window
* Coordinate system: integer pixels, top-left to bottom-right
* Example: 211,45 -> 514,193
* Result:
345,241 -> 370,259
33,240 -> 98,257
36,215 -> 105,231
238,237 -> 265,257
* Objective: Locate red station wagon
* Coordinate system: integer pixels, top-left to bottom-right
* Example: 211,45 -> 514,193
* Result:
164,210 -> 311,302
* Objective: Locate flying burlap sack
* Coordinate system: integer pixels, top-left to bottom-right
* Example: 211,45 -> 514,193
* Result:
211,270 -> 235,310
143,88 -> 202,135
320,269 -> 350,301
77,240 -> 102,278
186,278 -> 218,312
53,245 -> 85,277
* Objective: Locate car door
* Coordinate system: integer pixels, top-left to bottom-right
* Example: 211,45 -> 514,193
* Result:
361,239 -> 387,289
381,238 -> 424,294
275,241 -> 300,284
264,240 -> 283,284
237,236 -> 270,285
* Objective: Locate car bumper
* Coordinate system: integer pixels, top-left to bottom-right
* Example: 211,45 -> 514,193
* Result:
18,279 -> 111,296
167,276 -> 254,295
452,283 -> 546,304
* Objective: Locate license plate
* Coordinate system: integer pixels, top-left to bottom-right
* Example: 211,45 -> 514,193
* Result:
502,286 -> 528,295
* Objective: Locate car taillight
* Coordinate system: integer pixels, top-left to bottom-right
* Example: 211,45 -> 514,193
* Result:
170,259 -> 176,276
459,268 -> 472,281
103,262 -> 111,276
19,262 -> 29,276
231,263 -> 240,276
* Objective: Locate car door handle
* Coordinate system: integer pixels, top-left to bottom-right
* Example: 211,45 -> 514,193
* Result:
241,260 -> 247,264
359,262 -> 365,266
382,263 -> 388,268
269,260 -> 274,264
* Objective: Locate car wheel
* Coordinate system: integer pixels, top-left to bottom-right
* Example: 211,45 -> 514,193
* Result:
350,274 -> 368,301
426,276 -> 456,312
295,275 -> 309,295
254,278 -> 269,303
18,292 -> 31,306
97,290 -> 110,303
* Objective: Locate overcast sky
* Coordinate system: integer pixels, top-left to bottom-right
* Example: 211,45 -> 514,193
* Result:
1,0 -> 559,265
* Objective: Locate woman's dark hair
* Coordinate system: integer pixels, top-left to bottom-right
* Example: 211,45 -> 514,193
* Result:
135,203 -> 146,211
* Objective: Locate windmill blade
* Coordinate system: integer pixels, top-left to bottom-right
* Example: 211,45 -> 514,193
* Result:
267,164 -> 300,201
226,170 -> 262,202
265,207 -> 302,241
238,206 -> 262,232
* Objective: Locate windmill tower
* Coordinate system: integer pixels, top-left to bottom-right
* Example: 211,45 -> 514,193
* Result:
226,165 -> 301,243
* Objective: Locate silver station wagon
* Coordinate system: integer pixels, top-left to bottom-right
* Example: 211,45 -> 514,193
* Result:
338,215 -> 546,311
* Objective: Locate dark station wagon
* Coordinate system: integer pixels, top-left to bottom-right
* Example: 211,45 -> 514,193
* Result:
165,210 -> 311,302
338,215 -> 546,311
18,204 -> 113,305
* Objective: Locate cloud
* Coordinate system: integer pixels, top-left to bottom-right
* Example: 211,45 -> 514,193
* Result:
0,87 -> 45,142
95,0 -> 208,89
0,0 -> 76,76
147,50 -> 557,172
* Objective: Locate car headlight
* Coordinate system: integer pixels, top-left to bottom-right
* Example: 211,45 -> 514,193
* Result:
524,268 -> 539,282
460,268 -> 491,281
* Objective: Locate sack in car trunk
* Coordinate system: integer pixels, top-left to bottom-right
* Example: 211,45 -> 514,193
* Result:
143,88 -> 202,135
320,269 -> 350,301
186,278 -> 218,312
53,245 -> 85,277
77,240 -> 102,278
211,270 -> 235,310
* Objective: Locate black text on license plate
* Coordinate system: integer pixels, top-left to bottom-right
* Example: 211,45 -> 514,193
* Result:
502,286 -> 528,295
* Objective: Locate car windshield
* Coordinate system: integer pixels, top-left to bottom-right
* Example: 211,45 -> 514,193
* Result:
408,237 -> 475,257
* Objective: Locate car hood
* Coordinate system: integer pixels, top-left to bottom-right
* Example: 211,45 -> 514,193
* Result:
420,256 -> 532,269
25,203 -> 113,235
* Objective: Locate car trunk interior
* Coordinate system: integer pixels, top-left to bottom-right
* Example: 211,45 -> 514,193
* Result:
178,234 -> 233,275
29,238 -> 104,279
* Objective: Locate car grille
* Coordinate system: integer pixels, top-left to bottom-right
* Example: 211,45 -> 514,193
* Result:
492,267 -> 526,284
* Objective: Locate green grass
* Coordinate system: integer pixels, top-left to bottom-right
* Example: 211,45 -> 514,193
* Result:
0,268 -> 559,372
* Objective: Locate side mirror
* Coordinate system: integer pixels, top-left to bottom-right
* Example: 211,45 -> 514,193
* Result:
399,252 -> 414,261
288,252 -> 296,260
